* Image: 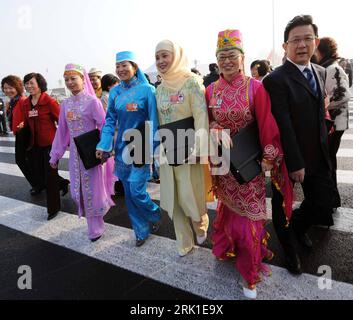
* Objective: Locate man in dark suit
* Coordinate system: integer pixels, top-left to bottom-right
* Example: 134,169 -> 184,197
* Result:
203,63 -> 220,88
263,15 -> 336,275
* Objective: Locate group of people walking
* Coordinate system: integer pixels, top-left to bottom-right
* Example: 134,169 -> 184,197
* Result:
1,14 -> 351,299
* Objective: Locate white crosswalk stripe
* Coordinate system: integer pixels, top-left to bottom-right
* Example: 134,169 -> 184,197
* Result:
0,137 -> 15,142
1,161 -> 353,234
0,146 -> 70,159
1,195 -> 352,300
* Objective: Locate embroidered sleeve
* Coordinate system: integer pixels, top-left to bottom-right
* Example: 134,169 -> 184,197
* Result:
253,82 -> 283,165
263,144 -> 281,165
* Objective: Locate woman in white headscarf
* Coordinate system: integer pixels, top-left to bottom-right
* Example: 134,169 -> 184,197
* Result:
155,40 -> 212,257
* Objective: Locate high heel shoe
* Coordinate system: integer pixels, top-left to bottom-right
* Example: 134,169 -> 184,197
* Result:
47,212 -> 59,221
91,235 -> 102,242
30,187 -> 44,196
136,238 -> 146,247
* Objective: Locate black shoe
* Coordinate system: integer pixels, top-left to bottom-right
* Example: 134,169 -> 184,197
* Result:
91,236 -> 102,242
296,232 -> 313,249
151,221 -> 161,234
136,239 -> 146,247
47,212 -> 59,221
284,251 -> 302,275
30,187 -> 44,196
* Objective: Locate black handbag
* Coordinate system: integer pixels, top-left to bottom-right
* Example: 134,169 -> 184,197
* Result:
158,117 -> 195,167
124,122 -> 152,168
228,121 -> 262,184
73,129 -> 101,170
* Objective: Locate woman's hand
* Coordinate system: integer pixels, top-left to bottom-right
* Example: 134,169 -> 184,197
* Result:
261,159 -> 273,172
50,163 -> 58,169
96,150 -> 103,159
17,122 -> 24,129
211,128 -> 233,149
289,168 -> 305,183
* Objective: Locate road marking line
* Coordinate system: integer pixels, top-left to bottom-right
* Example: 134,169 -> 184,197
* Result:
1,195 -> 352,300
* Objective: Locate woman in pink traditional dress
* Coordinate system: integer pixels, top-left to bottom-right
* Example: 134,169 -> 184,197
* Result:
206,30 -> 293,299
50,63 -> 116,242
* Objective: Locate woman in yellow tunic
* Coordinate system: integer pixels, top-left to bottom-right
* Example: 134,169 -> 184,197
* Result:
155,40 -> 212,257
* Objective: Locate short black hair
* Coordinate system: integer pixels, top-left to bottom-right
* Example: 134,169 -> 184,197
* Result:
250,60 -> 271,77
23,73 -> 48,92
250,60 -> 261,69
209,63 -> 218,72
284,15 -> 318,43
101,74 -> 119,92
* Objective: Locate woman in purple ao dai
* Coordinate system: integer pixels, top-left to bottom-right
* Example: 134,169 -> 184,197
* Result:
50,63 -> 116,242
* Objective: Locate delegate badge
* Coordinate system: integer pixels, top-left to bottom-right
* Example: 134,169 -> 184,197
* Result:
28,109 -> 39,118
209,97 -> 222,109
126,103 -> 138,112
67,111 -> 76,121
169,93 -> 184,104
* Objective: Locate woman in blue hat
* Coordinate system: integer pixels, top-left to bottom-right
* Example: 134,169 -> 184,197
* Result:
96,51 -> 161,247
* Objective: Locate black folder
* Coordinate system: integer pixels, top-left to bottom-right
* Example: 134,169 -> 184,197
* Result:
228,121 -> 262,184
124,122 -> 151,167
73,129 -> 101,170
158,117 -> 195,166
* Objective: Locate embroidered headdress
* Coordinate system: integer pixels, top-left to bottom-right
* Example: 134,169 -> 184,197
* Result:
216,29 -> 244,55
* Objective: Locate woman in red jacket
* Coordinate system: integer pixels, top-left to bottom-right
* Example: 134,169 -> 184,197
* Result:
1,75 -> 35,188
22,73 -> 69,218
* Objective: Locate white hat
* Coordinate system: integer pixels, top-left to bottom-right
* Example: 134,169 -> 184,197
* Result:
88,68 -> 103,77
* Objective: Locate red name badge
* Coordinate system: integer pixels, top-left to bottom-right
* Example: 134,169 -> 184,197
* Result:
67,111 -> 75,121
209,97 -> 221,109
169,94 -> 178,103
126,103 -> 138,112
170,93 -> 184,104
28,109 -> 38,118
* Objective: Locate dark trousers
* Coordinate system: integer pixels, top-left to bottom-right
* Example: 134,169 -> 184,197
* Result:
293,173 -> 335,233
0,114 -> 7,133
328,130 -> 345,208
15,129 -> 35,188
272,170 -> 335,251
27,145 -> 68,214
27,146 -> 51,190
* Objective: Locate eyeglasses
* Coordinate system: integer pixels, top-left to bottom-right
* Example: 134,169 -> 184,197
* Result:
217,54 -> 241,63
286,37 -> 316,46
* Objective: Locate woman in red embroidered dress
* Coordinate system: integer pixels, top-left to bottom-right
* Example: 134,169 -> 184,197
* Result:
206,30 -> 293,299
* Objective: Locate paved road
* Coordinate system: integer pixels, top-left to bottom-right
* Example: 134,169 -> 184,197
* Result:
1,99 -> 353,300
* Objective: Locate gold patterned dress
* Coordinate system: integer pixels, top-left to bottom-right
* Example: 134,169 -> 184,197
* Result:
156,76 -> 213,256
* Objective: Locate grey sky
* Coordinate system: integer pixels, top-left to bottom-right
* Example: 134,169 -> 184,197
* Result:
1,0 -> 352,88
